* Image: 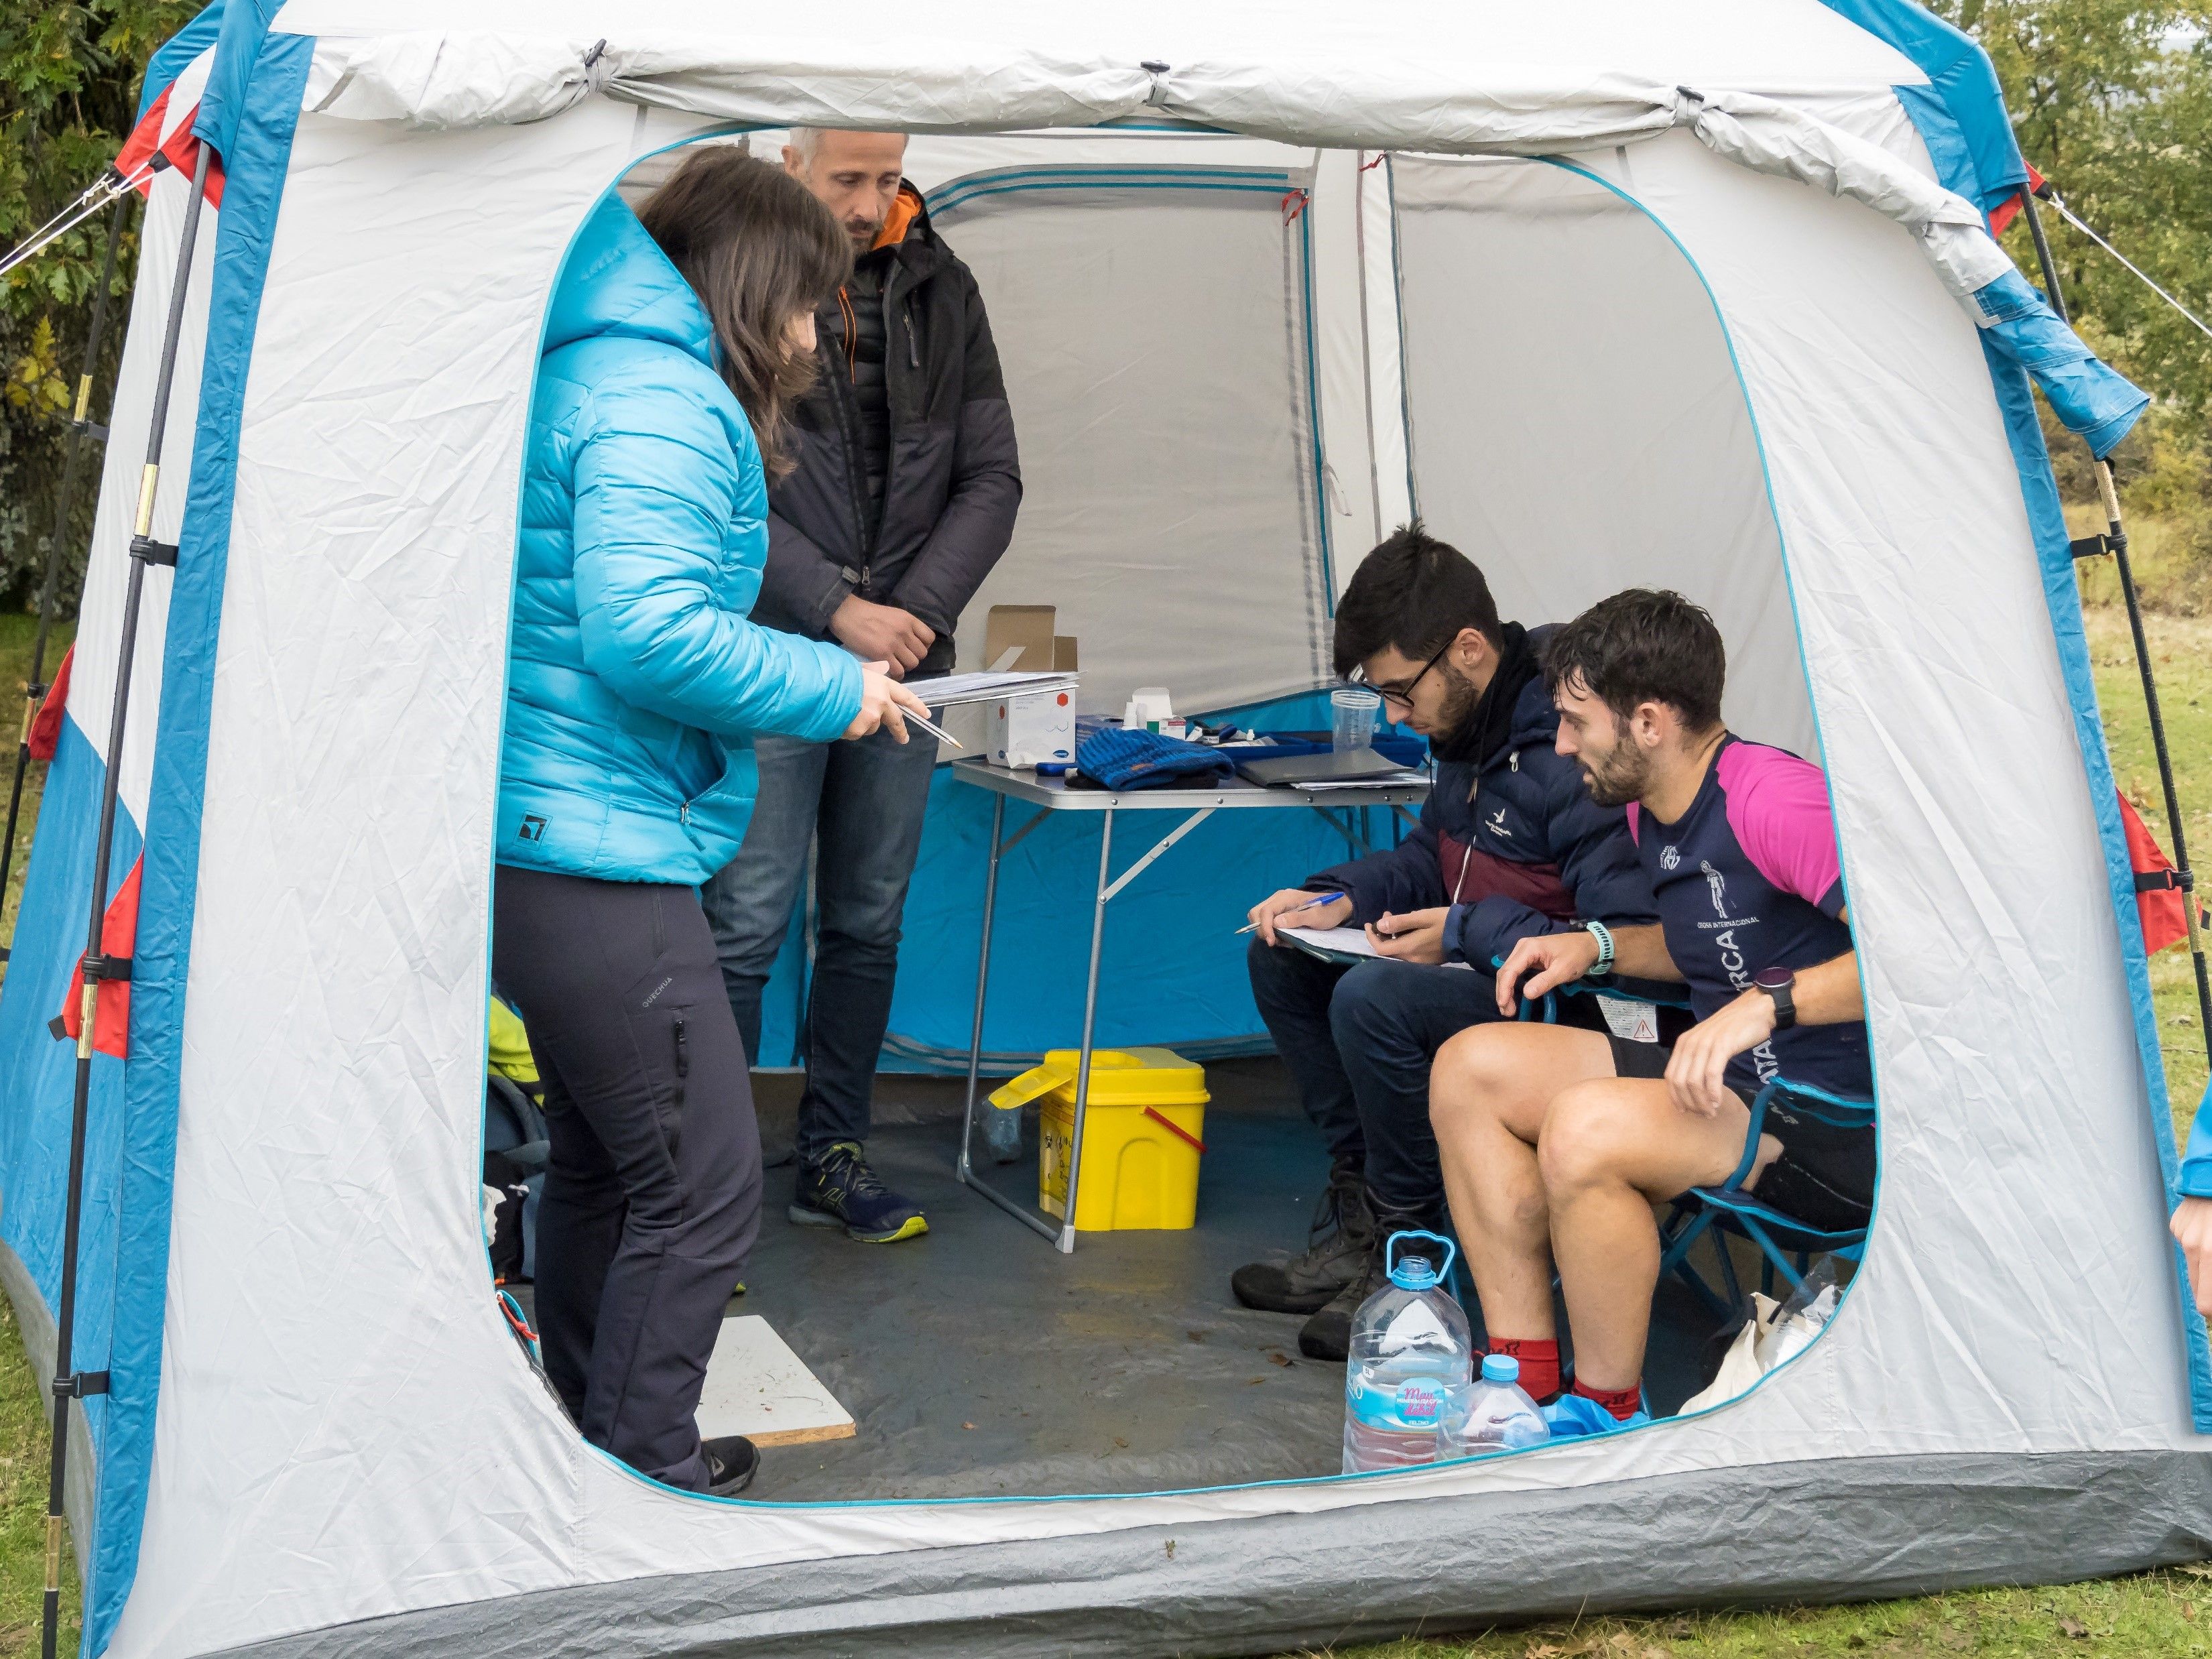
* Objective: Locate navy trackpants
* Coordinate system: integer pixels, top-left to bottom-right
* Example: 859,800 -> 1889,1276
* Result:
493,865 -> 762,1493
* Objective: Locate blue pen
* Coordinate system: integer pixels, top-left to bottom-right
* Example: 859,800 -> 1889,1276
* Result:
1235,891 -> 1349,935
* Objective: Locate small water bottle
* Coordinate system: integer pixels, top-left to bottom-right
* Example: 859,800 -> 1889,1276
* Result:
1331,686 -> 1381,752
981,1098 -> 1023,1164
1439,1353 -> 1550,1457
1341,1231 -> 1474,1474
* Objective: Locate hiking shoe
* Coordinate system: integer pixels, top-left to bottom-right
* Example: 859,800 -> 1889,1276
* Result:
790,1142 -> 928,1243
1540,1394 -> 1651,1440
1231,1164 -> 1375,1314
1297,1239 -> 1387,1362
702,1434 -> 759,1495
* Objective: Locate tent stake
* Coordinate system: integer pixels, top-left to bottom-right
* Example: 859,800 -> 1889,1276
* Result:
2020,186 -> 2212,1070
1,192 -> 133,953
40,143 -> 211,1659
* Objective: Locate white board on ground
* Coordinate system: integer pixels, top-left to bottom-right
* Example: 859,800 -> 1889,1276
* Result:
696,1315 -> 857,1447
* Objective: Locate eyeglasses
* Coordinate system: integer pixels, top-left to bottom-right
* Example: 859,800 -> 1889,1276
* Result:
1349,638 -> 1451,713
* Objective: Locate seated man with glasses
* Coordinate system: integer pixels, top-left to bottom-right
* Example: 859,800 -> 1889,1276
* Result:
1234,524 -> 1665,1361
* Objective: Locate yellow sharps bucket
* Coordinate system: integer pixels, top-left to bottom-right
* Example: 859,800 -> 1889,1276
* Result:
987,1048 -> 1209,1231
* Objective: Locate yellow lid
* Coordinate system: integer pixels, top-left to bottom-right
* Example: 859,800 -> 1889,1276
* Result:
989,1046 -> 1208,1111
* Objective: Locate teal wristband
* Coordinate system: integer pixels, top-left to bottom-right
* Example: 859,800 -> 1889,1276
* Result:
1583,920 -> 1615,976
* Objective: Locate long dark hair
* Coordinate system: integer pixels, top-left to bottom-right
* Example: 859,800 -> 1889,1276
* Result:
637,146 -> 851,479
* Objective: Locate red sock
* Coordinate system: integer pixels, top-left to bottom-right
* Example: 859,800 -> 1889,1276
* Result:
1488,1337 -> 1560,1403
1571,1377 -> 1644,1422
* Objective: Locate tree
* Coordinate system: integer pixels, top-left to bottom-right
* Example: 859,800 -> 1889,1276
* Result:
1,1 -> 195,614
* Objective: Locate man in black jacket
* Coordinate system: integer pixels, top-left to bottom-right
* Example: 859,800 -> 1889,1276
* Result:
1237,526 -> 1670,1359
703,129 -> 1021,1245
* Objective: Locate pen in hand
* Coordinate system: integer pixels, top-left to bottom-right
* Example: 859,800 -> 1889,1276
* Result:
1235,892 -> 1349,936
902,707 -> 963,749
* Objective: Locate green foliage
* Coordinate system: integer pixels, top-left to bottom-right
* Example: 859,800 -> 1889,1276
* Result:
0,0 -> 196,618
1929,4 -> 2212,603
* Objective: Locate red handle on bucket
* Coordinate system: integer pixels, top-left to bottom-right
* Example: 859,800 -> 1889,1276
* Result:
1142,1106 -> 1207,1154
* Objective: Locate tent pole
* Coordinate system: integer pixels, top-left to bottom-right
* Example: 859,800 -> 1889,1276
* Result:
1,190 -> 133,954
40,142 -> 212,1659
2019,186 -> 2212,1070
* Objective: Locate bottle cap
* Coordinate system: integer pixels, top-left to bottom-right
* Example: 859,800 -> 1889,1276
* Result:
1388,1252 -> 1437,1292
1481,1353 -> 1519,1383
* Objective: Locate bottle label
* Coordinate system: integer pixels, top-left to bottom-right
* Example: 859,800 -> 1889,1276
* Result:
1349,1370 -> 1455,1431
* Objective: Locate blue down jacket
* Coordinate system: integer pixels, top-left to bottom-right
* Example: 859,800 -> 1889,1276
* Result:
499,195 -> 864,886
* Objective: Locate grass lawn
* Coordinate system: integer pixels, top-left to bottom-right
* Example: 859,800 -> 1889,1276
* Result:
0,607 -> 2201,1659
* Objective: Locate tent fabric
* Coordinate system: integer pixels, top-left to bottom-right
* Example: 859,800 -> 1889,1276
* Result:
1856,12 -> 2209,1429
0,5 -> 2203,1656
2121,791 -> 2197,957
58,857 -> 144,1060
201,1452 -> 2212,1658
1817,0 -> 2030,214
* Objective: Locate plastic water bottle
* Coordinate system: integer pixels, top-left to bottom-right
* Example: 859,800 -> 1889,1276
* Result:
1439,1353 -> 1550,1457
1341,1231 -> 1475,1473
1331,686 -> 1381,752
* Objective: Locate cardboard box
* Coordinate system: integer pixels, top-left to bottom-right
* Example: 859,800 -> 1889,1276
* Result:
984,605 -> 1057,672
991,688 -> 1076,768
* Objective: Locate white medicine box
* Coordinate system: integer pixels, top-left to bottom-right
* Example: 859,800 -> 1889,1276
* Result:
990,689 -> 1075,768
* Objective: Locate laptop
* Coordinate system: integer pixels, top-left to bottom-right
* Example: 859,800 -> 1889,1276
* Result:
1235,747 -> 1410,787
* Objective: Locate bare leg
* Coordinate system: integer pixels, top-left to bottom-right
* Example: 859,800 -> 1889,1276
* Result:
1538,1078 -> 1763,1393
1430,1024 -> 1614,1345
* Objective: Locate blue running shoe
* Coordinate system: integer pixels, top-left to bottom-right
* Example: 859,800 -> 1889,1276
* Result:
1542,1392 -> 1652,1440
790,1142 -> 929,1243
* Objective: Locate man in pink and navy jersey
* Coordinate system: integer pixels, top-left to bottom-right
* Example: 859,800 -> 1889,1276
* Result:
1427,589 -> 1873,1438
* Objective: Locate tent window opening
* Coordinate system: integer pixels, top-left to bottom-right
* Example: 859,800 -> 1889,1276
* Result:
483,129 -> 1872,1503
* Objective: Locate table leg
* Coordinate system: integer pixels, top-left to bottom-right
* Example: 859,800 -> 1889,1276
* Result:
958,792 -> 1008,1184
1056,808 -> 1117,1253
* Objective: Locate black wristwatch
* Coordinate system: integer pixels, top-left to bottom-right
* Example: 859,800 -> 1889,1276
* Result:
1754,965 -> 1797,1031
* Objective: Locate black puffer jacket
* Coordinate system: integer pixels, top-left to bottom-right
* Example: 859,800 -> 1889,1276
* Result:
754,185 -> 1022,673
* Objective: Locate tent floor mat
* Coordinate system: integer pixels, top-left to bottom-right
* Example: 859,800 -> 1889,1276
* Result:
513,1056 -> 1731,1501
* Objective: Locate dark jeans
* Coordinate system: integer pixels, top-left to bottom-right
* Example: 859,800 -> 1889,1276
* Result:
702,725 -> 939,1162
492,865 -> 762,1493
1246,937 -> 1606,1217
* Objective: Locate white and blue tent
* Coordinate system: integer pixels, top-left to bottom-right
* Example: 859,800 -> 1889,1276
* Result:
1,1 -> 2207,1655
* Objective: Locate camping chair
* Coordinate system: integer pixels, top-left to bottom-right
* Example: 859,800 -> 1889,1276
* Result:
1657,1077 -> 1874,1320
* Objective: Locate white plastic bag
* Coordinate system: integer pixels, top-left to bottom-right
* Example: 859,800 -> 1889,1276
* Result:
1678,1259 -> 1843,1412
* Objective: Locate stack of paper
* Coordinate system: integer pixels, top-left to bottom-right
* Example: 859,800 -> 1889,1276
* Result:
908,669 -> 1078,711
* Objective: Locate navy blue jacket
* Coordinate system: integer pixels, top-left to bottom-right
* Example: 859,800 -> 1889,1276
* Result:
1310,626 -> 1656,969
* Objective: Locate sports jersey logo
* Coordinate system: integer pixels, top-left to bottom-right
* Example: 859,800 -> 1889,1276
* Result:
1660,845 -> 1680,870
1701,861 -> 1727,917
1485,806 -> 1512,841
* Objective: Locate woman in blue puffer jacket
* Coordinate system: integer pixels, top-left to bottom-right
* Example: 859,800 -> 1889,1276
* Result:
492,148 -> 924,1499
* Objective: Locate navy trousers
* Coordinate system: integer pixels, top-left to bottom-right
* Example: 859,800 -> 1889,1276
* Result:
493,865 -> 762,1492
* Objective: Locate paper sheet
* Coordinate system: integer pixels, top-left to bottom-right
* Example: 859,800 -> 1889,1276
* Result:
1280,925 -> 1381,961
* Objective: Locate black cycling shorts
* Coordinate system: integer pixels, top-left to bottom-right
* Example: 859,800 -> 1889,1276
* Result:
1605,1034 -> 1874,1233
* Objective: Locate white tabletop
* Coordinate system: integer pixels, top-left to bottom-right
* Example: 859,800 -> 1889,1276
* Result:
947,756 -> 1430,812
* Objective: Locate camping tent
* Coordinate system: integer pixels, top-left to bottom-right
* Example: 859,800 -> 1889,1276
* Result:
2,1 -> 2209,1654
